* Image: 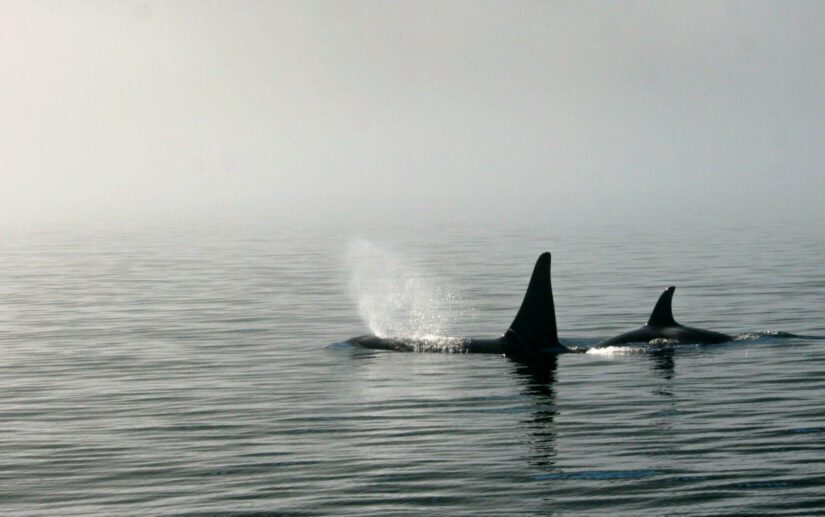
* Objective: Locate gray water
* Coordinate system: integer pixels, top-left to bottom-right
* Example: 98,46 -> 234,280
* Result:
1,219 -> 824,515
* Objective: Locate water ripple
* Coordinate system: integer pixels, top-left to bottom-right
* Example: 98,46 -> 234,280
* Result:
1,222 -> 824,514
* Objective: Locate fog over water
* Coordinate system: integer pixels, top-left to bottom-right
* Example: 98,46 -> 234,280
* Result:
2,1 -> 823,231
3,4 -> 825,514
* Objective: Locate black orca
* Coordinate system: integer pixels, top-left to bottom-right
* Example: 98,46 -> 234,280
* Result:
596,286 -> 732,347
346,252 -> 571,358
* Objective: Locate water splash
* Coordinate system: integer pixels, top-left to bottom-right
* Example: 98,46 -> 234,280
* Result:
586,345 -> 646,356
395,336 -> 470,353
346,239 -> 470,339
648,337 -> 680,345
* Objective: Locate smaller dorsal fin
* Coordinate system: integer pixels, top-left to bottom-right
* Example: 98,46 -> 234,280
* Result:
647,286 -> 677,327
507,252 -> 560,350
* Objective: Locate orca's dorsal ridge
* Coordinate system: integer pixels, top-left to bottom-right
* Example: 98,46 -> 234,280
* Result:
507,252 -> 560,349
647,286 -> 677,327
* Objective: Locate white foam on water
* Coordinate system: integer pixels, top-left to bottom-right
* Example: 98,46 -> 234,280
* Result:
586,345 -> 646,356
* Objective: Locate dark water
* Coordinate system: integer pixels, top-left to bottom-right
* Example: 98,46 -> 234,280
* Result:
1,219 -> 824,515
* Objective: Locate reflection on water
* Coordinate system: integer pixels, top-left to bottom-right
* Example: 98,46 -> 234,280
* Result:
649,346 -> 676,400
513,357 -> 559,469
649,346 -> 676,381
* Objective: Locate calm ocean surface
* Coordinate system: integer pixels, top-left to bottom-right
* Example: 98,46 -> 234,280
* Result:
1,219 -> 824,515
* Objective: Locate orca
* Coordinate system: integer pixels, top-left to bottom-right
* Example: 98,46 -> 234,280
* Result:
346,252 -> 571,359
596,286 -> 732,347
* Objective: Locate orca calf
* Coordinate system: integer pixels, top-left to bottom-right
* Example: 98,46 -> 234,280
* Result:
346,252 -> 571,359
596,286 -> 732,347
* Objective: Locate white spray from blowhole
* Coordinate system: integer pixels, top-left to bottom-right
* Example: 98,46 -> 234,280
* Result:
346,239 -> 471,340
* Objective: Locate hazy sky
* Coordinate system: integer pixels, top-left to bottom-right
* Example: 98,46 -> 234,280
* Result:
2,1 -> 823,229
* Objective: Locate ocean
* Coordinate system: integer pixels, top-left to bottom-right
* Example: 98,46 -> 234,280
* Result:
1,218 -> 824,515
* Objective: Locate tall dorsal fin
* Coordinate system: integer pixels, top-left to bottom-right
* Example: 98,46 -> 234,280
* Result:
647,286 -> 677,327
507,252 -> 560,349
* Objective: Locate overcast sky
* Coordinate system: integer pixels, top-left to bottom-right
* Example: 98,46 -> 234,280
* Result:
2,1 -> 823,229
